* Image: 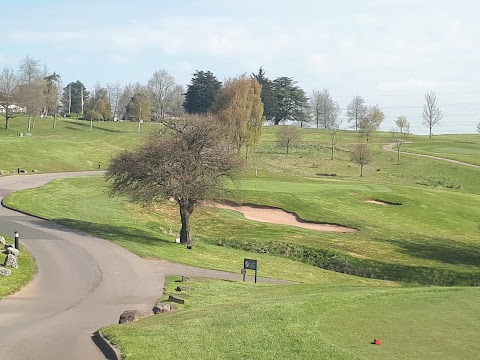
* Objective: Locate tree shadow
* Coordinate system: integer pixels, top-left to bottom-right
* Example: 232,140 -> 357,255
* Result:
29,217 -> 171,246
390,237 -> 480,267
63,121 -> 124,133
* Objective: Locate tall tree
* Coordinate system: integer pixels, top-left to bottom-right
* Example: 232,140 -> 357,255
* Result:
252,67 -> 277,122
391,115 -> 410,165
106,82 -> 121,120
148,69 -> 183,120
86,83 -> 112,130
213,76 -> 264,159
62,81 -> 89,115
271,77 -> 308,125
183,71 -> 221,114
325,104 -> 342,160
422,91 -> 442,138
125,85 -> 152,133
107,116 -> 244,244
310,89 -> 340,129
346,96 -> 367,130
350,144 -> 372,177
0,66 -> 21,129
359,105 -> 384,142
44,72 -> 62,129
276,125 -> 301,154
18,56 -> 41,85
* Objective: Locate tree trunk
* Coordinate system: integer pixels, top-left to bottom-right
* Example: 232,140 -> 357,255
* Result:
90,119 -> 93,132
397,145 -> 401,164
360,164 -> 363,177
178,200 -> 194,244
331,139 -> 334,160
53,113 -> 57,129
27,115 -> 31,131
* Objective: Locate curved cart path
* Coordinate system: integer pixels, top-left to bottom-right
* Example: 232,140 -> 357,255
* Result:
0,172 -> 286,360
383,143 -> 480,169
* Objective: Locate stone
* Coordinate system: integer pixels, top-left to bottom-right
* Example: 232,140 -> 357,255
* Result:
152,303 -> 178,314
0,267 -> 11,276
168,295 -> 185,304
175,286 -> 191,292
0,236 -> 5,246
118,310 -> 152,324
181,276 -> 191,282
6,247 -> 19,257
4,254 -> 18,269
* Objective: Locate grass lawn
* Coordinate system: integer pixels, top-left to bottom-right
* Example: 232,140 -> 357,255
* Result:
2,122 -> 480,359
402,134 -> 480,166
0,236 -> 36,299
101,276 -> 480,360
4,173 -> 480,285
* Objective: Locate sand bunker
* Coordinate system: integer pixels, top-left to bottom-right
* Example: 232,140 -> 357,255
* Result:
208,202 -> 357,233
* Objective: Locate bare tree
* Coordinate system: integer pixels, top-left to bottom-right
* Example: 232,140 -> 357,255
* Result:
391,115 -> 410,164
359,105 -> 384,142
107,82 -> 121,120
18,56 -> 41,85
346,96 -> 367,130
326,108 -> 342,160
147,69 -> 181,120
477,121 -> 480,133
276,125 -> 301,154
350,143 -> 372,177
0,67 -> 21,129
309,89 -> 338,129
422,91 -> 442,138
106,115 -> 244,244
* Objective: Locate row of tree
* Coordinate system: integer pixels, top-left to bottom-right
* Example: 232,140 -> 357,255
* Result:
1,56 -> 448,137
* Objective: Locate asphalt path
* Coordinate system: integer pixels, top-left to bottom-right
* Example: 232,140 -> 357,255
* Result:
0,172 -> 286,360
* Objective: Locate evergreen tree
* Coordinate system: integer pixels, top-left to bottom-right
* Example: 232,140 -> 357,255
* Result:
252,67 -> 277,122
62,80 -> 89,115
271,77 -> 308,125
183,71 -> 221,114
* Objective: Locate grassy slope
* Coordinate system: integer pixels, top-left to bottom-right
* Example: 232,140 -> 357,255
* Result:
0,116 -> 152,173
0,237 -> 36,299
102,277 -> 480,360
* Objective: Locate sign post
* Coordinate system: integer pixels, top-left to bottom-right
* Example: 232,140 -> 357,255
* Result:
243,258 -> 258,283
14,231 -> 19,250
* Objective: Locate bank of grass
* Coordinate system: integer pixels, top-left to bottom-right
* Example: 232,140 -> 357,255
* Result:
102,276 -> 480,360
0,238 -> 36,299
402,134 -> 480,166
4,174 -> 480,285
0,116 -> 152,173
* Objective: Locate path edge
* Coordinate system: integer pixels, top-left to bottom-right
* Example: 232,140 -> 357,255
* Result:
92,330 -> 123,360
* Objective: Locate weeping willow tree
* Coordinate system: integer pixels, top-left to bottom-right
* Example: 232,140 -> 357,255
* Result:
213,76 -> 264,161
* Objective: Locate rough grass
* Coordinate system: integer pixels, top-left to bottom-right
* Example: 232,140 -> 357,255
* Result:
101,276 -> 480,360
0,237 -> 36,299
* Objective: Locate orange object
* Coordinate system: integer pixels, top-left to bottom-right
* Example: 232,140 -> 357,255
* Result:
374,339 -> 381,345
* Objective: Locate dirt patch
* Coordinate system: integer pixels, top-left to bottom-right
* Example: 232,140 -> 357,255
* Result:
365,199 -> 401,206
206,202 -> 357,233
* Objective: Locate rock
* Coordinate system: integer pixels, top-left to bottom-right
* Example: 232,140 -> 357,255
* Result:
0,267 -> 11,276
6,247 -> 19,257
0,236 -> 5,246
152,303 -> 178,314
175,286 -> 191,292
168,295 -> 185,304
4,254 -> 18,269
118,310 -> 152,324
181,276 -> 191,282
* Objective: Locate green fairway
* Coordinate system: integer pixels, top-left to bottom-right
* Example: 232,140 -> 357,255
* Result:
402,134 -> 480,166
0,237 -> 36,299
2,122 -> 480,359
0,116 -> 152,173
102,277 -> 480,360
5,173 -> 480,285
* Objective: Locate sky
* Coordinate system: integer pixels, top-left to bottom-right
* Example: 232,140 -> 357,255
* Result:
3,0 -> 480,135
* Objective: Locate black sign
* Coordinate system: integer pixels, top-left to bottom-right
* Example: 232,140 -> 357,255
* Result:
244,258 -> 258,270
